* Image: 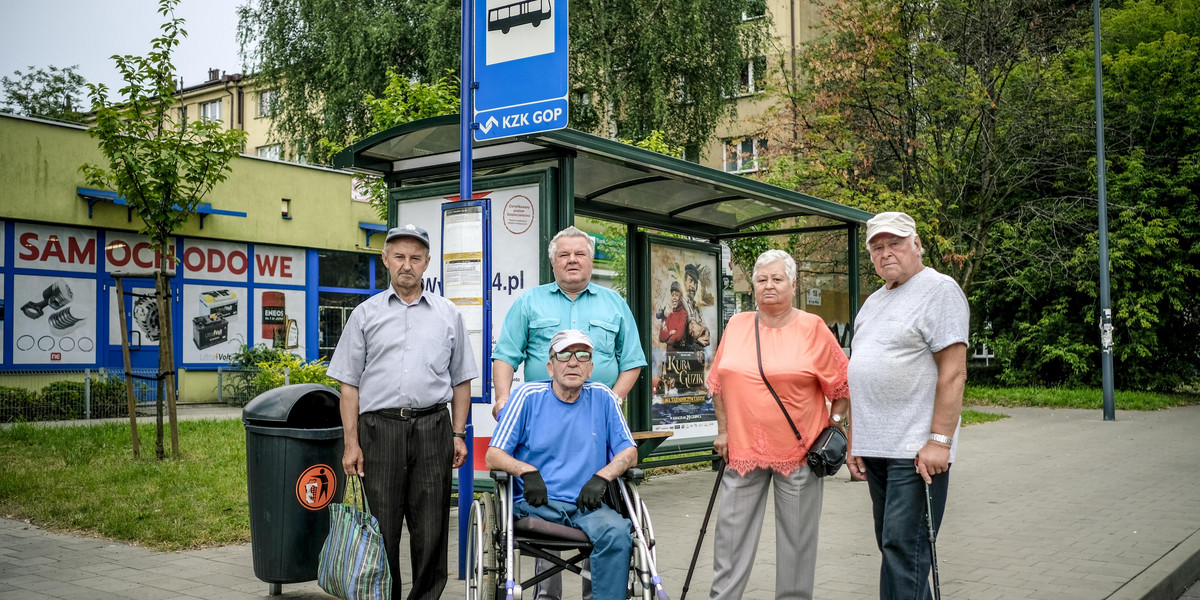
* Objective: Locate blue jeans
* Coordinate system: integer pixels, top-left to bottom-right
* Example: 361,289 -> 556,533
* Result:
514,500 -> 631,600
861,457 -> 949,600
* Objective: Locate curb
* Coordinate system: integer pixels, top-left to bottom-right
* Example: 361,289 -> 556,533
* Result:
1107,527 -> 1200,600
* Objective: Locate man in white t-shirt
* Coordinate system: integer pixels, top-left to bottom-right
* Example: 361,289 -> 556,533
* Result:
847,211 -> 969,600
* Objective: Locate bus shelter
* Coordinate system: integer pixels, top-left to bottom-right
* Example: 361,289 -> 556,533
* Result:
334,115 -> 873,462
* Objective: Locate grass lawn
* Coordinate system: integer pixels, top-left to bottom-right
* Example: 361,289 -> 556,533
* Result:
965,385 -> 1200,410
0,419 -> 250,551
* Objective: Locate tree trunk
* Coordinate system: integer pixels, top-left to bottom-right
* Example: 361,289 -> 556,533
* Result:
154,268 -> 168,460
155,260 -> 180,459
113,276 -> 141,459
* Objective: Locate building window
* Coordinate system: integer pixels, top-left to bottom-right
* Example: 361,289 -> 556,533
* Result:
742,0 -> 767,20
724,137 -> 767,173
317,250 -> 378,361
318,292 -> 369,361
258,90 -> 277,118
318,250 -> 372,289
734,57 -> 768,96
256,144 -> 282,160
200,99 -> 222,122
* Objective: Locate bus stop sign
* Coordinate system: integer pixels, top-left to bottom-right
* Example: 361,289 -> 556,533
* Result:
473,0 -> 568,141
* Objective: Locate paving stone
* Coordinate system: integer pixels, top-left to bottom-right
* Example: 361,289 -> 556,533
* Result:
2,404 -> 1200,599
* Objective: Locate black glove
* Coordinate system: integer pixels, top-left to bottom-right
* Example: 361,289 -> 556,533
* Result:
522,470 -> 548,507
576,474 -> 608,511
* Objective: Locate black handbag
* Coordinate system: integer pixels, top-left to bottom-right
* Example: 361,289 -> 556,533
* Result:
806,425 -> 847,477
754,313 -> 848,478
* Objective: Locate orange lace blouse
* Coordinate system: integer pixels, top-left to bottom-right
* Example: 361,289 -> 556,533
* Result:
707,310 -> 849,476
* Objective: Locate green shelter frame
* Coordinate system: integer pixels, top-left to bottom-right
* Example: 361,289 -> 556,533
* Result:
335,115 -> 873,450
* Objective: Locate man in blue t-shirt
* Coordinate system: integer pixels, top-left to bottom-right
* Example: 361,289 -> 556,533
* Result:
487,329 -> 639,600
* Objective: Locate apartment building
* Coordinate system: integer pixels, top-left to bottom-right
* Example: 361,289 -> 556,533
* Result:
700,0 -> 823,175
174,68 -> 287,162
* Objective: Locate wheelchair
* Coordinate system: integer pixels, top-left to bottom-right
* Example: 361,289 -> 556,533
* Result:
466,468 -> 667,600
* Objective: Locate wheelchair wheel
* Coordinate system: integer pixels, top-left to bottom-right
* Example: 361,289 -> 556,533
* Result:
467,493 -> 500,600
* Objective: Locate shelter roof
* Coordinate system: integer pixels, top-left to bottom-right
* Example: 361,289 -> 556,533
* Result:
333,116 -> 872,239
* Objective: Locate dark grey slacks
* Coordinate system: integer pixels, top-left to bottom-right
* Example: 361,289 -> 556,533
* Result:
359,408 -> 453,600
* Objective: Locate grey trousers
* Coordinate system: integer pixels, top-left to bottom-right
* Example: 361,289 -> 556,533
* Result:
709,464 -> 823,600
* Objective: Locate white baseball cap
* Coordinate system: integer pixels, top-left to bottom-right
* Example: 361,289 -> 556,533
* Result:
549,329 -> 593,354
865,212 -> 917,242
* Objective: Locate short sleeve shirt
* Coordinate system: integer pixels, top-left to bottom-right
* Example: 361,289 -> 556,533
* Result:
492,282 -> 647,387
848,267 -> 969,460
490,381 -> 635,503
327,288 -> 478,413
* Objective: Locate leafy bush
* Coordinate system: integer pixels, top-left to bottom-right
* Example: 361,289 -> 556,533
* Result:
966,363 -> 1002,386
89,376 -> 131,419
0,386 -> 39,423
38,380 -> 87,421
220,344 -> 336,405
252,352 -> 337,392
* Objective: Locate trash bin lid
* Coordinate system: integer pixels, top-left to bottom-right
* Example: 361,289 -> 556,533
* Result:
242,383 -> 342,428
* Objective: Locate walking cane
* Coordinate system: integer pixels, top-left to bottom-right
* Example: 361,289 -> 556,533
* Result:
681,460 -> 725,600
925,480 -> 942,600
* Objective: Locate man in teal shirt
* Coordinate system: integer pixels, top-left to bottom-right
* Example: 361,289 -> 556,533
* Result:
492,226 -> 646,417
491,226 -> 646,600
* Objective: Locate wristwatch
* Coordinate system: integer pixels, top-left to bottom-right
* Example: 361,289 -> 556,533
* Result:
831,414 -> 844,425
452,431 -> 467,439
928,433 -> 953,445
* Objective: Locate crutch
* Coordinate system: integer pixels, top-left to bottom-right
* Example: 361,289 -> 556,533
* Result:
504,478 -> 517,600
618,478 -> 667,599
680,460 -> 725,600
925,480 -> 942,600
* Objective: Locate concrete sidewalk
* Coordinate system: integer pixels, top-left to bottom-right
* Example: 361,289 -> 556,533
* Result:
2,404 -> 1200,599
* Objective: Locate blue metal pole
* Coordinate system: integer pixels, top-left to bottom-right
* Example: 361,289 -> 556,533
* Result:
457,0 -> 477,577
1093,0 -> 1115,421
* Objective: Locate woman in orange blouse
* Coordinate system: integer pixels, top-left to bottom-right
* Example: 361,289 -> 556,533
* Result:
707,249 -> 850,600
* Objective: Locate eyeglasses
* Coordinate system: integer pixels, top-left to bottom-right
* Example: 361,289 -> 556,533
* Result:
552,350 -> 593,363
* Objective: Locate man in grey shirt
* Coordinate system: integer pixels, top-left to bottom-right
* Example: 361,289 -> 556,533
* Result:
328,224 -> 478,600
847,211 -> 968,600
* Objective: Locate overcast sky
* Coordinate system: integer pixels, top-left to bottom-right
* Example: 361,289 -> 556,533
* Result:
0,0 -> 244,99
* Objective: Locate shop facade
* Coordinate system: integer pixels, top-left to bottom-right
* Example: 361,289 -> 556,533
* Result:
0,113 -> 385,403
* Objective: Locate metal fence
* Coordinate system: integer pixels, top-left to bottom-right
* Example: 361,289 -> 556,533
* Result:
0,369 -> 162,423
216,366 -> 298,407
2,366 -> 318,422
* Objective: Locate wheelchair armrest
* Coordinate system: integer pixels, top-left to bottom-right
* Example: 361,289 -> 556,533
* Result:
490,469 -> 510,484
621,467 -> 644,485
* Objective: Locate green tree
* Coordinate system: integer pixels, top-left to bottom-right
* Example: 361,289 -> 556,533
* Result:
348,69 -> 462,220
1,65 -> 88,123
80,0 -> 248,457
978,0 -> 1200,390
760,0 -> 1083,294
236,0 -> 767,156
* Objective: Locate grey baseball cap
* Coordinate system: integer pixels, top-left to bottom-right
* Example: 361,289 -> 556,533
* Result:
385,224 -> 431,248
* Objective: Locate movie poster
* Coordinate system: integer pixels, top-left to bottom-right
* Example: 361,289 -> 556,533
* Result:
648,239 -> 721,439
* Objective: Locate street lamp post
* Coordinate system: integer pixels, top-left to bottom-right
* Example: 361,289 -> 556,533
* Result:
1093,0 -> 1116,421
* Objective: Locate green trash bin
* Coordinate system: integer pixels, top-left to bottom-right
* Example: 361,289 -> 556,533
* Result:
243,384 -> 344,594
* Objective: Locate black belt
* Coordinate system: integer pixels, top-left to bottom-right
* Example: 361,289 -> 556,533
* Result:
375,405 -> 446,420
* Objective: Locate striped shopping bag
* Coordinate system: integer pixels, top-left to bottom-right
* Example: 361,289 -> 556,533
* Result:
317,474 -> 392,600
